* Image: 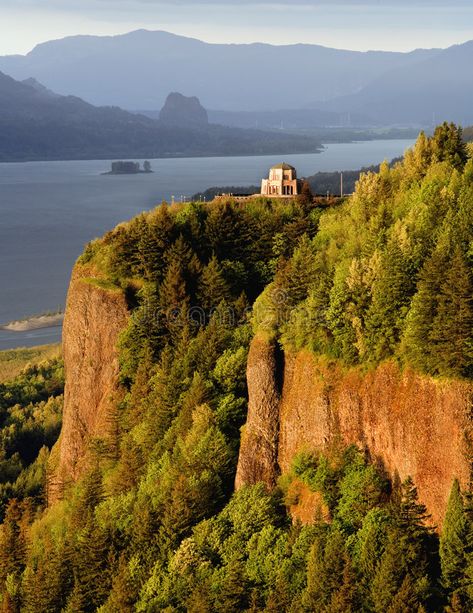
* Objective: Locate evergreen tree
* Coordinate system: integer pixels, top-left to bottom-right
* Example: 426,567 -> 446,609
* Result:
71,519 -> 113,612
297,180 -> 313,210
198,255 -> 231,312
325,556 -> 360,613
0,500 -> 25,585
440,479 -> 469,595
431,122 -> 468,171
366,239 -> 414,362
303,529 -> 345,609
430,247 -> 473,377
102,554 -> 138,613
215,560 -> 249,613
397,477 -> 432,535
386,574 -> 424,613
205,202 -> 251,263
159,260 -> 191,342
273,235 -> 317,307
402,245 -> 450,373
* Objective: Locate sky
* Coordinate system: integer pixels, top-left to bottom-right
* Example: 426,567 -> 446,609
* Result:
1,0 -> 473,55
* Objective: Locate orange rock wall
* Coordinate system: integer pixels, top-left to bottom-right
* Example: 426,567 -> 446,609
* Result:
48,266 -> 129,502
237,337 -> 473,527
235,337 -> 282,489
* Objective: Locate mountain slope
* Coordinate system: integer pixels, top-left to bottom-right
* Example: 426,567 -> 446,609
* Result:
0,73 -> 321,161
318,40 -> 473,125
0,29 -> 441,111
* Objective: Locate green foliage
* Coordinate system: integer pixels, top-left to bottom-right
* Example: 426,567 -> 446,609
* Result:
257,125 -> 473,378
0,359 -> 63,519
440,480 -> 470,597
3,129 -> 473,610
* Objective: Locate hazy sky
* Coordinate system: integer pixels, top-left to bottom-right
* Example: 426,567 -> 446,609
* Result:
2,0 -> 473,55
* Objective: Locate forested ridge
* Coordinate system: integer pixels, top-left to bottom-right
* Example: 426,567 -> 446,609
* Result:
1,124 -> 473,612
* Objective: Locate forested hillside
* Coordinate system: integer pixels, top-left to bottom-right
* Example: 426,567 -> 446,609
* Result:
0,71 -> 321,161
1,124 -> 473,612
257,123 -> 473,380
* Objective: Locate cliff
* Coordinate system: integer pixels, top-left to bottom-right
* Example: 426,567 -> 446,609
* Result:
236,336 -> 473,528
47,265 -> 130,502
235,337 -> 283,490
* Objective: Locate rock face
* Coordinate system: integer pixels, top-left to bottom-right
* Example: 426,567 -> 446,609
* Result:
48,266 -> 130,503
159,92 -> 209,128
236,336 -> 473,528
235,337 -> 283,490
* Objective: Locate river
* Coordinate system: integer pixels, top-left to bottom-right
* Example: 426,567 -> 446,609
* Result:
0,139 -> 415,349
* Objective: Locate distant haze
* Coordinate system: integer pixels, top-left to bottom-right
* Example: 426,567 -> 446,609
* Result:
1,1 -> 473,55
1,30 -> 473,125
0,30 -> 441,111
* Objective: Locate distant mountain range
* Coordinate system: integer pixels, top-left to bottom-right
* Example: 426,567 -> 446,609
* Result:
2,30 -> 473,131
0,29 -> 441,117
0,73 -> 321,161
315,40 -> 473,126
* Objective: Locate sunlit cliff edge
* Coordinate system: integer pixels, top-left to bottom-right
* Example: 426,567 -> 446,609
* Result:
47,265 -> 130,503
49,272 -> 473,527
236,336 -> 473,528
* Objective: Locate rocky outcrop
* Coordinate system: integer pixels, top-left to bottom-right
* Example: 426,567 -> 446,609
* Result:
235,337 -> 283,490
48,265 -> 130,503
159,92 -> 209,128
237,337 -> 473,527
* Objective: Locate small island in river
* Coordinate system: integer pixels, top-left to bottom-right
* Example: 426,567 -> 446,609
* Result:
102,160 -> 153,175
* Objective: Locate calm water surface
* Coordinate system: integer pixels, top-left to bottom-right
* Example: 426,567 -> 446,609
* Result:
0,139 -> 415,349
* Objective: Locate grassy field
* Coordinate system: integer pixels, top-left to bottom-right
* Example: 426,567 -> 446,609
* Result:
0,344 -> 62,383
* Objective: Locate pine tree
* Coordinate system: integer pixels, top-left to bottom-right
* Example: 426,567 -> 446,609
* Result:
386,575 -> 423,613
214,560 -> 249,613
265,577 -> 293,612
71,519 -> 113,612
273,235 -> 317,307
198,255 -> 230,312
164,235 -> 202,297
101,554 -> 138,613
0,500 -> 25,585
440,480 -> 469,595
304,529 -> 345,610
205,202 -> 251,262
430,247 -> 473,377
22,538 -> 71,613
402,245 -> 450,373
431,123 -> 468,171
137,219 -> 165,282
325,556 -> 360,613
297,180 -> 313,210
366,238 -> 414,361
159,260 -> 191,343
397,477 -> 432,535
412,130 -> 433,177
371,479 -> 432,613
159,260 -> 188,311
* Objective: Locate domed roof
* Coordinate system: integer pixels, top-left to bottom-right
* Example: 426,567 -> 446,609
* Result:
271,163 -> 296,171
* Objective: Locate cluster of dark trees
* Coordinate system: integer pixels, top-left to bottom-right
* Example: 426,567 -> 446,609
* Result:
0,360 -> 63,519
0,123 -> 472,611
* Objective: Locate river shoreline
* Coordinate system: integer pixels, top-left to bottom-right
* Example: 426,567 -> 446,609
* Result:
0,313 -> 64,333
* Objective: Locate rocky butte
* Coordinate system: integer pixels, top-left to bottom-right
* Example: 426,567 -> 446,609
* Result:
159,92 -> 209,128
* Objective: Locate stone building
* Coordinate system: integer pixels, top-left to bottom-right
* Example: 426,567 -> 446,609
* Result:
261,163 -> 300,196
